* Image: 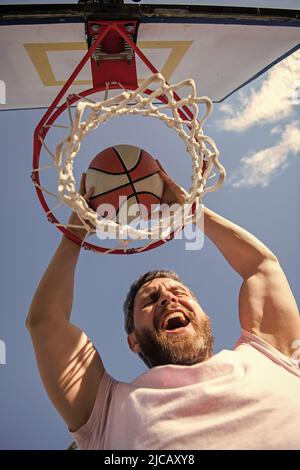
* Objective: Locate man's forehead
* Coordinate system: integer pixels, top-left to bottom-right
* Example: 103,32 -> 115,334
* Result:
137,278 -> 187,297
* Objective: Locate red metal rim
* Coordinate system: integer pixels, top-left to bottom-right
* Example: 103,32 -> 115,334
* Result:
33,85 -> 197,254
32,20 -> 198,254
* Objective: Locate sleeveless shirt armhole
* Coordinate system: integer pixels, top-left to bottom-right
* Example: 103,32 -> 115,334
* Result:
69,371 -> 117,448
235,328 -> 300,376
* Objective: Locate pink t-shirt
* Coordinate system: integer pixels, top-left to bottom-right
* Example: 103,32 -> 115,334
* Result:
71,330 -> 300,450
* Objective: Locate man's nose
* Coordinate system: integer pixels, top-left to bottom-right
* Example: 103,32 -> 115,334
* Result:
159,290 -> 177,306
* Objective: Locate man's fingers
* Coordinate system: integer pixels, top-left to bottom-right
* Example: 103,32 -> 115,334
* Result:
79,173 -> 94,201
156,160 -> 177,185
79,173 -> 86,196
159,170 -> 178,190
155,160 -> 188,205
83,186 -> 94,201
156,159 -> 168,174
158,168 -> 170,180
156,160 -> 176,184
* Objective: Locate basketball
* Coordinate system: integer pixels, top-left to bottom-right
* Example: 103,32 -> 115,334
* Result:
85,144 -> 164,223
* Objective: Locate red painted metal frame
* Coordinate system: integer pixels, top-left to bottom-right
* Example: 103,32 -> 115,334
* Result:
32,20 -> 196,254
87,20 -> 138,88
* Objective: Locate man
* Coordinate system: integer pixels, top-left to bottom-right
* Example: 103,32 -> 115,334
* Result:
27,168 -> 300,450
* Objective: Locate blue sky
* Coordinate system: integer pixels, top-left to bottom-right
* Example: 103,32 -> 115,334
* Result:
0,0 -> 299,450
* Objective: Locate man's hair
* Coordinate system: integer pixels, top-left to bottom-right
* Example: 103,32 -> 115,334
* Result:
123,270 -> 194,334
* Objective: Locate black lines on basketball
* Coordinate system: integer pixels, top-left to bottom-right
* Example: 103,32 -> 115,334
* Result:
113,146 -> 141,204
89,171 -> 161,200
85,145 -> 164,222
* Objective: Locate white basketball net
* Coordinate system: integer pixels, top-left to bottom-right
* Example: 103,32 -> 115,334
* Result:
39,73 -> 225,250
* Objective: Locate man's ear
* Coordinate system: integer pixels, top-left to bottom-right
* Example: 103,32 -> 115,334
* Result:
127,332 -> 141,354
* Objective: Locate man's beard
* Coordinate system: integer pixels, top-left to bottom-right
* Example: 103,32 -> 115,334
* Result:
134,314 -> 213,368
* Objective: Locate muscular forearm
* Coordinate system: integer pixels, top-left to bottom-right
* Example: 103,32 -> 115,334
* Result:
202,207 -> 277,280
27,237 -> 81,328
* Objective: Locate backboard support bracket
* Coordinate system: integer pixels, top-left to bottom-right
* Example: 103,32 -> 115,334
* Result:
86,19 -> 138,88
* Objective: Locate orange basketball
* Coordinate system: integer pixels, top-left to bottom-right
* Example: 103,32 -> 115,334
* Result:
85,144 -> 163,223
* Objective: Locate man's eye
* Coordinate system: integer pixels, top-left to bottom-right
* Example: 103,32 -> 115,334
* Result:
143,298 -> 154,307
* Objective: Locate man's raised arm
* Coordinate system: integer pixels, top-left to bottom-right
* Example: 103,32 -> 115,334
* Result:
202,207 -> 300,356
26,178 -> 104,432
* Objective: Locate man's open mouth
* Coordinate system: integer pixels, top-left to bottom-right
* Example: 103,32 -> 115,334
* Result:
160,310 -> 191,332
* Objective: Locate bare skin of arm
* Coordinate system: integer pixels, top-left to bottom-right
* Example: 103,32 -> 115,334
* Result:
158,166 -> 300,357
26,176 -> 104,432
203,207 -> 300,356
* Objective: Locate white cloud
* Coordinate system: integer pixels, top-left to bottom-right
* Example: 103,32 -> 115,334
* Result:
219,51 -> 300,132
229,122 -> 300,188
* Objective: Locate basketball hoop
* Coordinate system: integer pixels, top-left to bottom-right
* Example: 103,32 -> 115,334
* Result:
32,20 -> 226,254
